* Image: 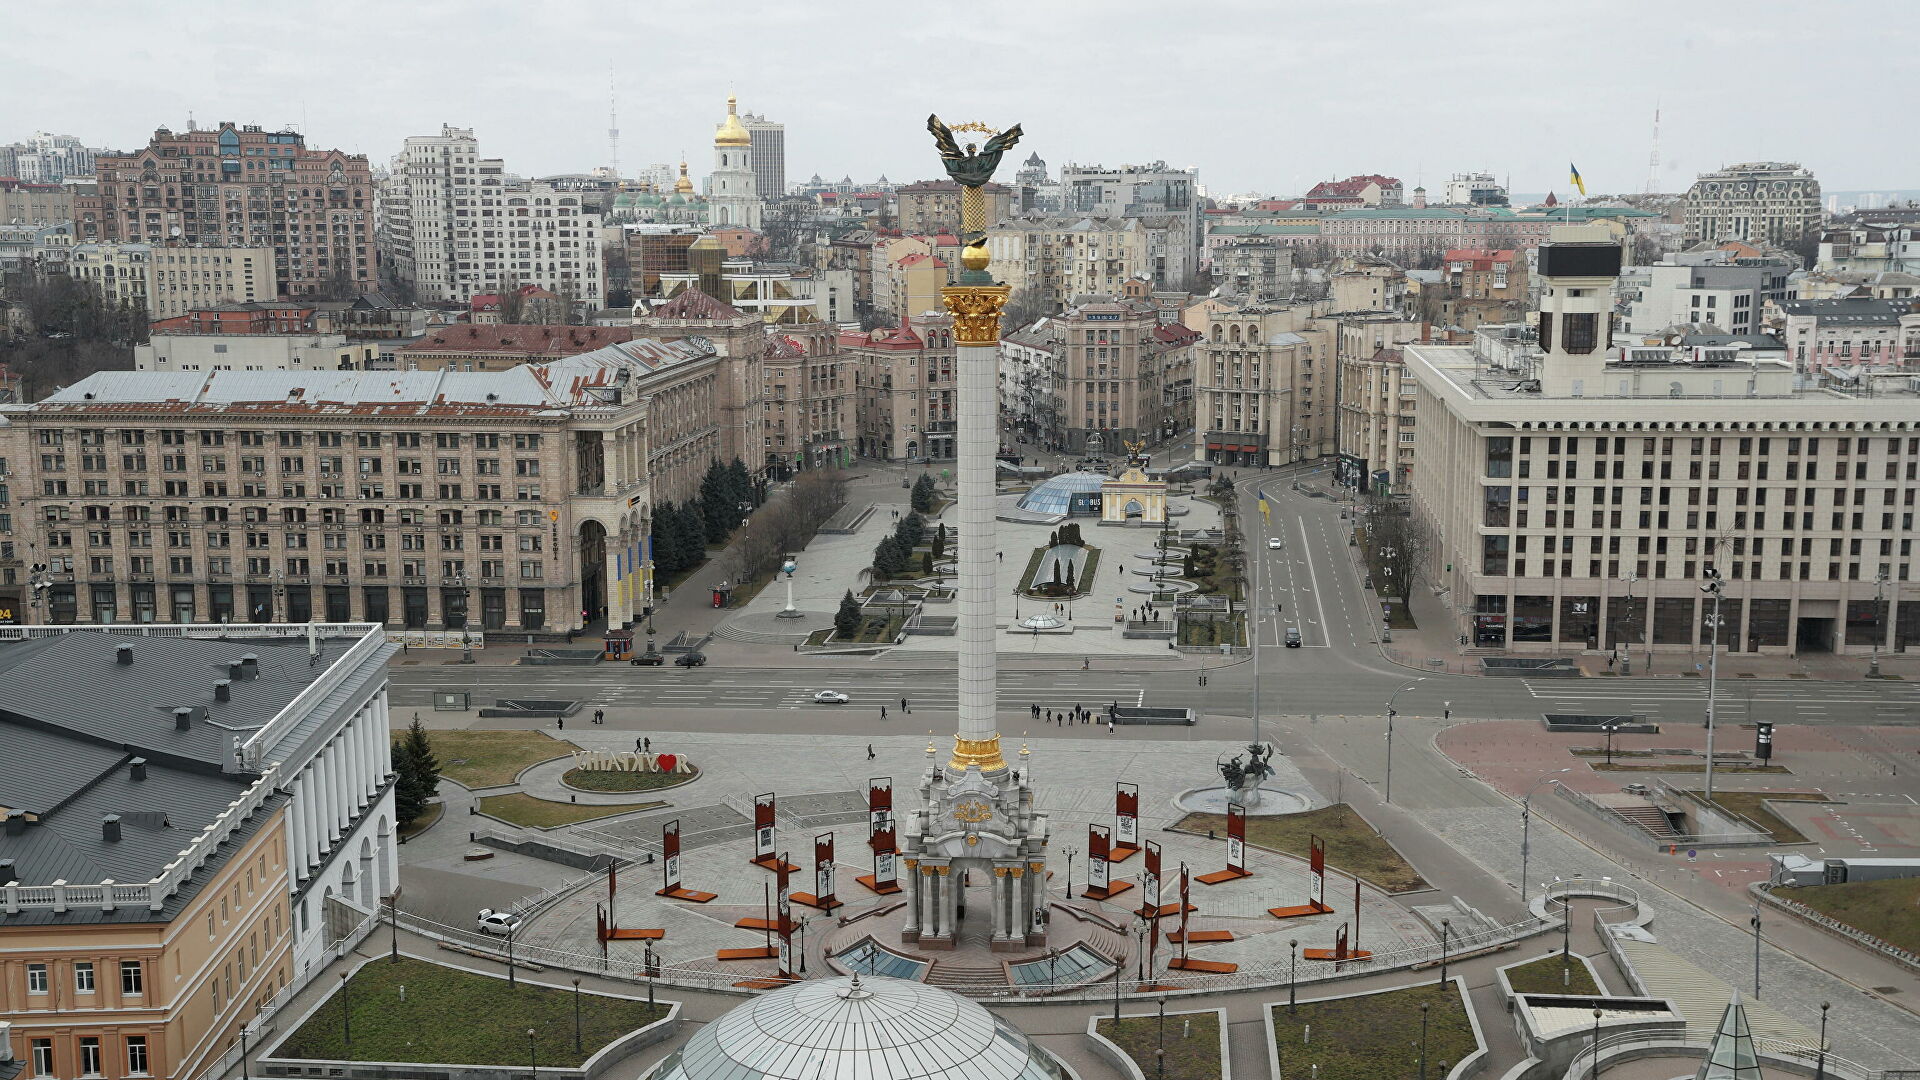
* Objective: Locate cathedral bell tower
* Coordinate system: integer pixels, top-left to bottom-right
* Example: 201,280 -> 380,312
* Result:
710,96 -> 764,230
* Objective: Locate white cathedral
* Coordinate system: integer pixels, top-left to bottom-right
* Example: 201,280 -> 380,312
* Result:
709,96 -> 763,230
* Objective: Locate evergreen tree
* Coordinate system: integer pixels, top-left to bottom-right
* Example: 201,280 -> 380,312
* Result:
651,502 -> 683,573
921,550 -> 934,575
835,590 -> 862,639
898,513 -> 925,549
931,524 -> 947,560
1065,561 -> 1077,590
728,458 -> 756,508
393,718 -> 441,829
698,461 -> 735,544
674,500 -> 708,563
911,474 -> 937,514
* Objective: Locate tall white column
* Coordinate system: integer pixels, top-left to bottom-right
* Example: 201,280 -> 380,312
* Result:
298,770 -> 319,873
903,865 -> 922,937
952,332 -> 1003,768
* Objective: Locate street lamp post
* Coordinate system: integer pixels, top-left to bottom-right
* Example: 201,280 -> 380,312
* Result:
1063,844 -> 1079,898
1519,771 -> 1570,899
340,972 -> 352,1058
1438,918 -> 1451,985
571,978 -> 583,1054
1750,902 -> 1762,999
506,925 -> 517,989
1288,939 -> 1298,1013
1419,1003 -> 1430,1080
1702,566 -> 1725,802
1816,1001 -> 1831,1080
1156,996 -> 1167,1080
387,889 -> 402,962
644,940 -> 659,1009
1589,1009 -> 1603,1080
1602,722 -> 1620,767
1871,569 -> 1888,677
1617,572 -> 1637,676
528,1028 -> 538,1080
1561,883 -> 1572,961
1384,679 -> 1426,804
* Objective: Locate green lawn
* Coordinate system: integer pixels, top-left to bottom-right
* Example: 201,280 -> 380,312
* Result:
276,957 -> 666,1066
1774,877 -> 1920,954
1683,790 -> 1827,844
416,730 -> 579,789
1270,983 -> 1476,1080
1095,1011 -> 1221,1080
1173,804 -> 1427,893
477,793 -> 666,827
397,802 -> 443,841
562,766 -> 700,793
1503,953 -> 1600,995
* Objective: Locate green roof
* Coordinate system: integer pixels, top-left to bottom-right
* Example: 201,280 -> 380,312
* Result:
1209,224 -> 1322,237
1515,206 -> 1660,220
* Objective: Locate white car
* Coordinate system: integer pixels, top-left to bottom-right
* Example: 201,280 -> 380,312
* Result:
812,690 -> 851,704
476,909 -> 523,936
1267,537 -> 1283,550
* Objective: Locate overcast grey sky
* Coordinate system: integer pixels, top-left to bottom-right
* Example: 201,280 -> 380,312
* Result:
7,0 -> 1913,196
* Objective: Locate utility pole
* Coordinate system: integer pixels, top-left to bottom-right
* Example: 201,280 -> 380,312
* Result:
1618,571 -> 1637,676
1702,565 -> 1725,802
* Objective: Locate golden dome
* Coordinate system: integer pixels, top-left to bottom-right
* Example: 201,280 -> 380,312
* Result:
714,96 -> 751,147
674,161 -> 695,195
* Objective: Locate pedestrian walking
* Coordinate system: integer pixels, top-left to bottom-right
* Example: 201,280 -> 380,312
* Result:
1031,703 -> 1040,719
1107,719 -> 1114,735
880,705 -> 888,720
644,736 -> 652,753
1082,657 -> 1090,670
635,736 -> 644,752
1046,709 -> 1054,724
867,744 -> 876,760
900,697 -> 910,714
594,709 -> 605,724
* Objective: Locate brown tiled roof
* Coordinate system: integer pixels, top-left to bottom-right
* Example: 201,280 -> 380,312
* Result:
403,324 -> 641,357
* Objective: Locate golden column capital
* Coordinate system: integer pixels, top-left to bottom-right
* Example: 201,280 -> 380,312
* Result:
948,735 -> 1008,773
941,284 -> 1011,347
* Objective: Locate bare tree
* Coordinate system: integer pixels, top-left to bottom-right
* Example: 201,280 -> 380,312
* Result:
1366,498 -> 1432,605
759,199 -> 819,264
1000,286 -> 1056,334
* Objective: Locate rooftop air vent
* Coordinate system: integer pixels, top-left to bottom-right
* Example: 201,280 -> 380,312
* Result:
116,644 -> 134,665
215,679 -> 232,702
129,757 -> 147,781
174,707 -> 193,730
102,815 -> 122,842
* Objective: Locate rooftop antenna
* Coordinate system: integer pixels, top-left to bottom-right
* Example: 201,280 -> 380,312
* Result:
607,68 -> 620,179
1645,100 -> 1661,195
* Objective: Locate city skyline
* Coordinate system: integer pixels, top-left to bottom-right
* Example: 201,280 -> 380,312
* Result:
4,0 -> 1914,196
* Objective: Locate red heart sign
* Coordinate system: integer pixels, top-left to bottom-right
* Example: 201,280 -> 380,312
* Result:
655,753 -> 677,773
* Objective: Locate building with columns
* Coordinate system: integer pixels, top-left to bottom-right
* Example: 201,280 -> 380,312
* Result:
0,623 -> 395,1080
1409,224 -> 1920,656
0,330 -> 761,633
708,98 -> 763,230
1191,302 -> 1332,467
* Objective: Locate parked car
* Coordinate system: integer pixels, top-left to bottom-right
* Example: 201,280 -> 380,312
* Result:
476,909 -> 522,936
674,651 -> 708,667
812,690 -> 850,704
631,650 -> 665,666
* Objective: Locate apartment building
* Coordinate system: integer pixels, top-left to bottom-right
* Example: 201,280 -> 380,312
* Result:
1818,222 -> 1920,275
760,320 -> 852,476
986,215 -> 1157,310
1776,298 -> 1920,372
66,245 -> 273,320
93,124 -> 375,298
1192,303 -> 1331,467
1682,162 -> 1822,247
0,324 -> 761,632
1337,346 -> 1419,495
999,319 -> 1061,439
1408,224 -> 1920,656
378,125 -> 603,309
1048,300 -> 1197,452
0,179 -> 72,227
893,180 -> 1014,237
1057,162 -> 1201,288
0,133 -> 103,183
846,313 -> 957,462
0,624 -> 396,1080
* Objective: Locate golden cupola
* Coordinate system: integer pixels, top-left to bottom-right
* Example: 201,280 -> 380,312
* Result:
674,161 -> 695,195
714,96 -> 751,147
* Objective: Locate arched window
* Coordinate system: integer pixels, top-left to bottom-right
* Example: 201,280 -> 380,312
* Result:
1230,325 -> 1242,344
1211,324 -> 1223,343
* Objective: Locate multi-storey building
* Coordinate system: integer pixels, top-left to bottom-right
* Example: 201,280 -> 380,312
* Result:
1213,239 -> 1294,302
0,178 -> 72,227
1056,162 -> 1201,288
760,320 -> 852,476
894,180 -> 1014,237
0,310 -> 759,633
378,126 -> 602,309
1776,298 -> 1920,372
1409,223 -> 1920,656
999,318 -> 1061,440
1623,254 -> 1795,337
1682,162 -> 1822,247
741,111 -> 786,201
0,132 -> 104,183
1305,175 -> 1403,208
1191,303 -> 1331,467
93,124 -> 376,298
399,323 -> 642,372
1046,300 -> 1196,452
1441,172 -> 1508,207
67,244 -> 273,320
986,215 -> 1155,310
1435,248 -> 1528,330
0,623 -> 396,1080
1337,345 -> 1420,495
136,303 -> 376,372
846,313 -> 957,462
1817,222 -> 1920,275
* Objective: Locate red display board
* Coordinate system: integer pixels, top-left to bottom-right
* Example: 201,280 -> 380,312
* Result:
656,818 -> 717,902
1112,782 -> 1141,862
858,777 -> 900,895
1197,801 -> 1254,885
1267,832 -> 1334,920
792,833 -> 841,911
1081,822 -> 1134,900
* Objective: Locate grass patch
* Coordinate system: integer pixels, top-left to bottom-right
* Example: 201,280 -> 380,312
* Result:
1173,804 -> 1427,893
477,793 -> 666,828
1504,953 -> 1599,995
1775,876 -> 1920,954
1177,617 -> 1245,648
415,730 -> 579,789
561,766 -> 700,793
397,802 -> 443,841
276,957 -> 665,1066
1095,1011 -> 1220,1080
1591,762 -> 1789,774
1271,982 -> 1476,1080
1684,790 -> 1828,844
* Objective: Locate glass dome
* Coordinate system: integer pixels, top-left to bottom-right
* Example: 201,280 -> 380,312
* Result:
1014,471 -> 1108,516
647,975 -> 1069,1080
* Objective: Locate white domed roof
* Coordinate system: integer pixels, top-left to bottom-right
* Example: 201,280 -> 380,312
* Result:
650,975 -> 1067,1080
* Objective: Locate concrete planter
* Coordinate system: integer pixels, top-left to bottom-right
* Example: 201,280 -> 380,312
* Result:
1086,1006 -> 1230,1080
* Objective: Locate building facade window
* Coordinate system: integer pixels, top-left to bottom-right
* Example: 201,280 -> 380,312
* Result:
121,959 -> 145,995
26,963 -> 48,994
74,961 -> 95,992
126,1037 -> 150,1076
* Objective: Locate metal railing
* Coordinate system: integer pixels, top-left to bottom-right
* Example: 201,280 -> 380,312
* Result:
1559,1029 -> 1882,1080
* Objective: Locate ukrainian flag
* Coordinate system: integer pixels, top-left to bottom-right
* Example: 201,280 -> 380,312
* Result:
1569,163 -> 1587,197
1257,491 -> 1272,523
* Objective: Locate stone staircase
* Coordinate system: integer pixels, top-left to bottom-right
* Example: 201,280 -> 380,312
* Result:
1608,804 -> 1679,839
924,961 -> 1007,991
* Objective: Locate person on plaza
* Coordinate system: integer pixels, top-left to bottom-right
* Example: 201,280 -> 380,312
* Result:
880,705 -> 888,719
867,744 -> 876,760
593,709 -> 605,725
900,697 -> 910,714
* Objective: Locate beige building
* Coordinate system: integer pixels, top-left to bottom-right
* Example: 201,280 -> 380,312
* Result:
136,330 -> 375,372
760,320 -> 853,475
1682,162 -> 1822,247
894,180 -> 1012,236
1409,225 -> 1920,656
1192,303 -> 1332,467
1049,300 -> 1199,452
0,179 -> 73,227
1336,345 -> 1419,494
846,312 -> 957,462
0,300 -> 762,632
67,241 -> 283,322
985,216 -> 1155,310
